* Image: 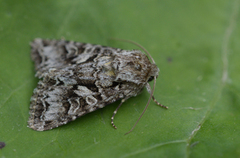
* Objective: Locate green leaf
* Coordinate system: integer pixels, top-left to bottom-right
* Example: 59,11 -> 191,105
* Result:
1,0 -> 240,157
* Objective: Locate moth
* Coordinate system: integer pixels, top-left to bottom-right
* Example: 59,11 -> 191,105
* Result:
28,38 -> 167,134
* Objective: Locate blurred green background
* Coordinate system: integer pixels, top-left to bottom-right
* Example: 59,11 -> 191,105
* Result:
0,0 -> 240,157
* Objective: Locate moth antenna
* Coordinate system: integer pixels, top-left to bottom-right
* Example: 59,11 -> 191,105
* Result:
125,76 -> 157,135
109,38 -> 156,64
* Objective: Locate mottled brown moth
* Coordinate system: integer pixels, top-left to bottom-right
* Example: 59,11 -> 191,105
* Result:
28,38 -> 167,134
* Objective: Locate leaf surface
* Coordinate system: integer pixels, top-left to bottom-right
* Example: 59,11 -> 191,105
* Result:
0,0 -> 240,157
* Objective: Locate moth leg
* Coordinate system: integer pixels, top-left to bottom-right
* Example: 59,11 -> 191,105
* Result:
146,83 -> 168,109
152,96 -> 168,109
111,99 -> 125,129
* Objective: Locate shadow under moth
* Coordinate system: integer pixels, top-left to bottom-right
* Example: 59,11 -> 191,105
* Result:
28,38 -> 167,134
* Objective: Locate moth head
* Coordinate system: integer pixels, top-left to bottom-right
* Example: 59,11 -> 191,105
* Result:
148,64 -> 159,82
112,50 -> 159,85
